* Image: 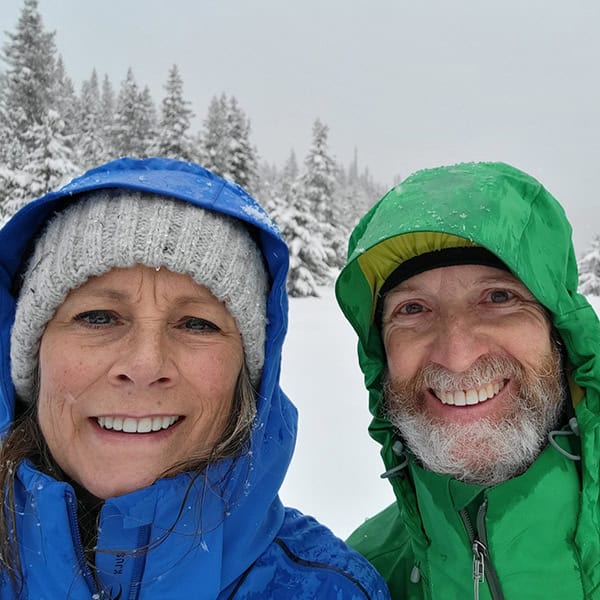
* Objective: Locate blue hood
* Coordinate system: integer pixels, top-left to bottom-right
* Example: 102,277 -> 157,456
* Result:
0,157 -> 297,595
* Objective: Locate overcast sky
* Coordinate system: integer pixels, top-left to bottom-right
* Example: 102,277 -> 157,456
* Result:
4,0 -> 600,253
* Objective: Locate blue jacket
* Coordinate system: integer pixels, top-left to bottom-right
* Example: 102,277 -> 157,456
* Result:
0,158 -> 389,599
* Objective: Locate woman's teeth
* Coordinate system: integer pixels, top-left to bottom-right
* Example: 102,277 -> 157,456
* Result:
96,415 -> 180,433
434,381 -> 506,407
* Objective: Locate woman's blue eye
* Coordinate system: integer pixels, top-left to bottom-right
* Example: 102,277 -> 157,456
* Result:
75,310 -> 117,326
180,317 -> 219,332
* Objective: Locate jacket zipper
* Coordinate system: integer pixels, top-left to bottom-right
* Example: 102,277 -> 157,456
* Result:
127,524 -> 151,600
459,499 -> 504,600
66,490 -> 100,596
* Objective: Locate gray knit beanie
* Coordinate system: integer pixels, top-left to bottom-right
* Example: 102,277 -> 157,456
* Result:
11,191 -> 269,401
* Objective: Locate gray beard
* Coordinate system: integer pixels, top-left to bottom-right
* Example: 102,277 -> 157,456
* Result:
383,352 -> 565,486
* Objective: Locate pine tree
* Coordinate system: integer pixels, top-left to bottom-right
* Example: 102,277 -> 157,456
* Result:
137,86 -> 158,155
24,108 -> 79,198
255,160 -> 279,214
99,73 -> 115,146
156,64 -> 194,160
0,0 -> 67,220
78,70 -> 107,168
579,235 -> 600,296
199,94 -> 229,174
337,153 -> 383,232
198,94 -> 259,191
54,55 -> 79,145
271,181 -> 333,297
1,0 -> 57,155
282,150 -> 299,189
300,119 -> 346,269
302,119 -> 337,224
224,96 -> 258,192
112,68 -> 156,157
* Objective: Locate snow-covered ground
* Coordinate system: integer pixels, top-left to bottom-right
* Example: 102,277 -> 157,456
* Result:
280,288 -> 600,541
279,287 -> 394,540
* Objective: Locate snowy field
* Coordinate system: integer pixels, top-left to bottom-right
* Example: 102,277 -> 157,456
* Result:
279,286 -> 394,540
280,287 -> 600,541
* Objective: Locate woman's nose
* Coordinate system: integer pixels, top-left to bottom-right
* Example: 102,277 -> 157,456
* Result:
108,325 -> 177,388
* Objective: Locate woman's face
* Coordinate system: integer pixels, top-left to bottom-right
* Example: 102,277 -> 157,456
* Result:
37,265 -> 244,499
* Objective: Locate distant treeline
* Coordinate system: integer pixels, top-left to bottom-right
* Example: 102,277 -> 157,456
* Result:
0,0 -> 386,296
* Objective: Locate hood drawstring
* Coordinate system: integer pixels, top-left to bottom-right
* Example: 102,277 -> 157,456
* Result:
548,417 -> 581,461
380,440 -> 410,479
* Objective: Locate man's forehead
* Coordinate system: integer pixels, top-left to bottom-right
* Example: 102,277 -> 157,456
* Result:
386,263 -> 529,295
371,243 -> 514,326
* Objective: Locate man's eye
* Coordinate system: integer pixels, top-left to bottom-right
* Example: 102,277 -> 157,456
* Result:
488,290 -> 514,303
75,310 -> 118,327
399,302 -> 425,315
179,317 -> 220,332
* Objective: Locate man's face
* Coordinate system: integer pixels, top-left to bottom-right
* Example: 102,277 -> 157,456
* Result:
381,263 -> 564,485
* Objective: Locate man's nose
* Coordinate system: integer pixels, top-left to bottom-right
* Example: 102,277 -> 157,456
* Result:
427,311 -> 492,373
108,325 -> 177,388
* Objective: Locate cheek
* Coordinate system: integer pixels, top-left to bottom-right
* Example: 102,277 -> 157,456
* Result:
39,333 -> 100,396
193,343 -> 242,388
384,336 -> 424,381
502,314 -> 553,365
185,352 -> 240,427
39,358 -> 82,405
37,342 -> 88,436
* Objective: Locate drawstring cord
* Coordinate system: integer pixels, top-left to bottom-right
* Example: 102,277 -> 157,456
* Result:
380,440 -> 410,479
548,417 -> 581,461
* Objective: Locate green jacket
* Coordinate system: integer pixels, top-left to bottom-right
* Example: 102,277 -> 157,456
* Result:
335,162 -> 600,599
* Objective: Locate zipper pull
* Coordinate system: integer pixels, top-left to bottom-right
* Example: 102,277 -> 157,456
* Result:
472,539 -> 486,600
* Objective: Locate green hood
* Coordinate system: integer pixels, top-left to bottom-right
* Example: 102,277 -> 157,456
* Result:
335,162 -> 600,584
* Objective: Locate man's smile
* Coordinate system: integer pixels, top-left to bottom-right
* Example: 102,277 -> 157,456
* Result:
431,379 -> 508,407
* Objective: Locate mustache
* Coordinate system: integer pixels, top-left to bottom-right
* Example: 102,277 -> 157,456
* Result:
417,354 -> 522,392
384,349 -> 563,415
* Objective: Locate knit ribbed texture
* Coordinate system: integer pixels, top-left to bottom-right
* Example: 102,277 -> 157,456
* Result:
11,191 -> 268,400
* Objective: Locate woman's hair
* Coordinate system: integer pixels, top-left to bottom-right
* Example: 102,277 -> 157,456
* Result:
0,362 -> 257,592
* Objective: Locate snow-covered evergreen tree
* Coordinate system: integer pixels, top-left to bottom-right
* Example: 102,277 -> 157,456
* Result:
54,55 -> 79,146
1,0 -> 57,155
224,96 -> 258,192
579,235 -> 600,296
337,151 -> 383,232
302,119 -> 337,223
78,70 -> 107,168
271,180 -> 333,297
300,119 -> 346,269
155,64 -> 194,160
275,150 -> 298,201
138,85 -> 158,154
99,73 -> 115,144
112,69 -> 156,157
24,108 -> 79,198
199,93 -> 230,174
255,161 -> 279,214
0,0 -> 70,220
197,94 -> 258,191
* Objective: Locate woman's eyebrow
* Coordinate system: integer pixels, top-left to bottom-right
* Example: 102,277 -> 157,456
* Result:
72,288 -> 216,307
70,288 -> 128,301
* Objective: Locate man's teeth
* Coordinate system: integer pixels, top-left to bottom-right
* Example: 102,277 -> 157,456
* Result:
96,415 -> 180,433
435,381 -> 505,407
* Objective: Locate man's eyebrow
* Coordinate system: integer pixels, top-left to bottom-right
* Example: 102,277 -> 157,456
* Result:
475,275 -> 526,287
388,274 -> 525,295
